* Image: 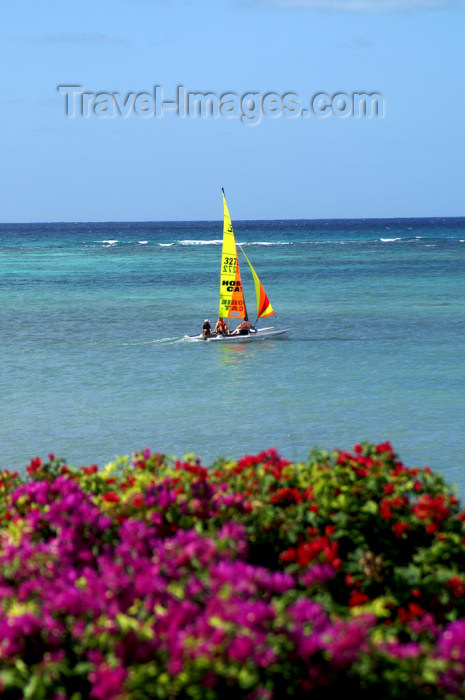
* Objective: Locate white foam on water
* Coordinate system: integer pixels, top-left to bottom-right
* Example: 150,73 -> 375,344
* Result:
178,239 -> 222,246
248,241 -> 290,246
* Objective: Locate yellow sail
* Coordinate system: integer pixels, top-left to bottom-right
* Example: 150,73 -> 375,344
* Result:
219,189 -> 247,319
239,245 -> 275,319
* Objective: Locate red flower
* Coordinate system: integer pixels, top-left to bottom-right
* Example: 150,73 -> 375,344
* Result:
295,535 -> 339,569
375,441 -> 394,454
383,483 -> 395,495
392,464 -> 409,477
379,499 -> 393,520
336,450 -> 351,465
131,494 -> 143,508
82,465 -> 98,475
413,494 -> 450,529
296,543 -> 314,567
398,602 -> 425,624
408,603 -> 425,618
349,590 -> 369,607
102,491 -> 119,503
356,455 -> 375,469
269,487 -> 303,505
26,457 -> 42,475
447,576 -> 465,597
280,548 -> 296,563
393,521 -> 410,538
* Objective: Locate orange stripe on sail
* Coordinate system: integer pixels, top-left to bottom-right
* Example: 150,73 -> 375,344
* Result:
257,283 -> 274,318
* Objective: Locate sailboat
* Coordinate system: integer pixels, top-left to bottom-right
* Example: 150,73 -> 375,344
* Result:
192,189 -> 290,342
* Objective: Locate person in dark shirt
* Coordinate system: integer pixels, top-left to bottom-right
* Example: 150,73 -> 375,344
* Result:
202,319 -> 212,338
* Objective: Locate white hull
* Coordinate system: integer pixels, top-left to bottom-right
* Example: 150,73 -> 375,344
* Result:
190,327 -> 290,342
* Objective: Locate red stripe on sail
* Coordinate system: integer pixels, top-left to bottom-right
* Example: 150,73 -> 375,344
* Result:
257,283 -> 274,318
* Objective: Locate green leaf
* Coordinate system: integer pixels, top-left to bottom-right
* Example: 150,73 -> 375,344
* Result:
361,500 -> 378,515
24,674 -> 42,700
167,581 -> 185,600
395,564 -> 422,585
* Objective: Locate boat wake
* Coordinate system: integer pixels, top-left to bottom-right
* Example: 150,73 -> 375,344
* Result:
152,336 -> 187,345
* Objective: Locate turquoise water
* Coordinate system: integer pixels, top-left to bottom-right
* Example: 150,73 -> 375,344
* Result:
1,219 -> 464,495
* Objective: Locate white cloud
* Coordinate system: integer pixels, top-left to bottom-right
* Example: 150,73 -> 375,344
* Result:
259,0 -> 459,11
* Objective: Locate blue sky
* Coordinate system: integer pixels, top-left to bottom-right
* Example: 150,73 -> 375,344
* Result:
1,0 -> 464,221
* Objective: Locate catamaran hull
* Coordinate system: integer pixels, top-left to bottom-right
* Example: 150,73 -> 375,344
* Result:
190,327 -> 290,342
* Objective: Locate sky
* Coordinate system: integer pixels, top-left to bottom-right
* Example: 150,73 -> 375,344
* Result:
1,0 -> 464,222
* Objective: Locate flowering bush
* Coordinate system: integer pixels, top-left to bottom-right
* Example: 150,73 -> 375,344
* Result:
0,443 -> 465,698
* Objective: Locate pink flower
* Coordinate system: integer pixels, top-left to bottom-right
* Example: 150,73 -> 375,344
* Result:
89,662 -> 128,699
228,635 -> 255,663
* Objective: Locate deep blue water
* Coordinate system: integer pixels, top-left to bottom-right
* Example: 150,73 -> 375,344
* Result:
1,217 -> 464,496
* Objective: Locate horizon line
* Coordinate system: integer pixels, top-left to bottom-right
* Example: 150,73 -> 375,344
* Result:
1,214 -> 464,226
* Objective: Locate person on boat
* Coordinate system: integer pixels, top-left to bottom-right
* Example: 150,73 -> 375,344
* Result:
202,319 -> 212,338
232,317 -> 254,335
215,317 -> 229,336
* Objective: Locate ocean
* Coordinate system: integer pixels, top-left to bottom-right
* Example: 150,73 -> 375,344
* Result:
1,218 -> 464,496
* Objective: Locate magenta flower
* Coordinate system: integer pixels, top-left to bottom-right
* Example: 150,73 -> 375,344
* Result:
300,562 -> 336,587
89,662 -> 128,699
228,634 -> 255,663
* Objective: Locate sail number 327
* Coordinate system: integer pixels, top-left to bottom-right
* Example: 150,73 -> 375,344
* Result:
223,256 -> 237,273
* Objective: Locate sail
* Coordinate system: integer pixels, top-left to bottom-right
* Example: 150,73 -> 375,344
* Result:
239,245 -> 275,319
219,189 -> 247,319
